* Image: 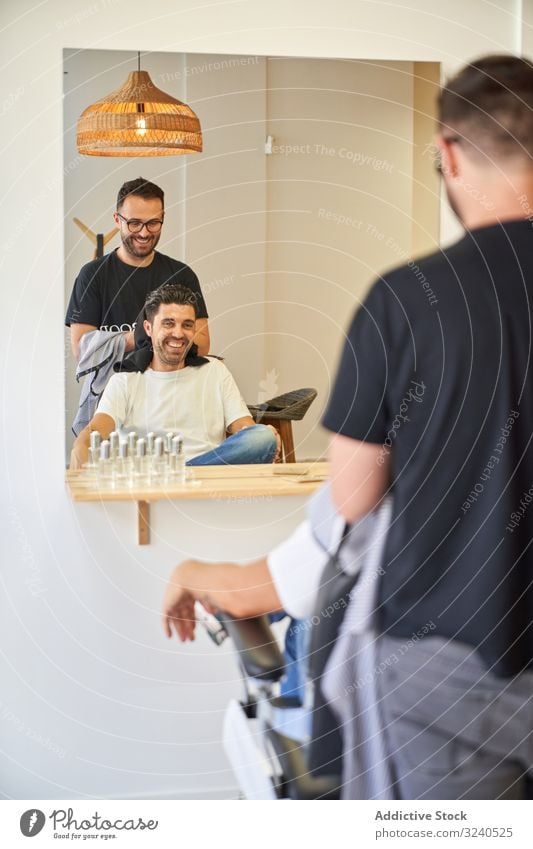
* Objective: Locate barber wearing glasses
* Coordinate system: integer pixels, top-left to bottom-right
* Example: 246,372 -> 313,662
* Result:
65,176 -> 210,360
65,177 -> 209,434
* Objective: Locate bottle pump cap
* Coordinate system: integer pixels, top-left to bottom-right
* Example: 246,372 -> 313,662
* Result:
90,431 -> 101,451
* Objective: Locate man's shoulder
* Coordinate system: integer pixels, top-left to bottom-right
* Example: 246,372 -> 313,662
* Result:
106,370 -> 131,390
382,244 -> 453,286
372,239 -> 468,307
192,355 -> 227,374
206,355 -> 229,370
153,252 -> 194,274
186,356 -> 230,384
77,251 -> 116,279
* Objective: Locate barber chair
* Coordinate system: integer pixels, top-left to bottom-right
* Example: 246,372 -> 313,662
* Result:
201,610 -> 341,800
247,388 -> 318,462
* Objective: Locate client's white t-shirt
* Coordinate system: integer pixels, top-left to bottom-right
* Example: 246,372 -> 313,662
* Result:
97,359 -> 250,460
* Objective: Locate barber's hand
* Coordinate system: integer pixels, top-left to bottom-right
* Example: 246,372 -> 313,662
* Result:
124,330 -> 135,352
266,425 -> 282,462
70,448 -> 85,471
162,563 -> 197,641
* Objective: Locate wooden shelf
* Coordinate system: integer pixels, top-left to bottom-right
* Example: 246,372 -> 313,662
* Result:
66,462 -> 329,544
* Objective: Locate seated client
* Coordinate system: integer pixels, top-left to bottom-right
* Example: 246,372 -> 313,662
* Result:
70,283 -> 279,468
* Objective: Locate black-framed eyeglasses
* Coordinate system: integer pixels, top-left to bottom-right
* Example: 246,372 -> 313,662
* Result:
116,212 -> 164,234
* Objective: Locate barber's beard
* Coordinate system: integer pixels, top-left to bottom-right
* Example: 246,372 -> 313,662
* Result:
122,230 -> 160,259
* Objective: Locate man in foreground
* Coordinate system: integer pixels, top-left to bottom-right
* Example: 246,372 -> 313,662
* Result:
162,55 -> 533,799
323,54 -> 533,798
70,283 -> 278,468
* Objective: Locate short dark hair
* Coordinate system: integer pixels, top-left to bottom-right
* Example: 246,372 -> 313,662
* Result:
144,283 -> 198,323
116,177 -> 164,210
438,55 -> 533,164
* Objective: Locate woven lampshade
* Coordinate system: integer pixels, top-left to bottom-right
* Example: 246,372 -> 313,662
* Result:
77,70 -> 202,156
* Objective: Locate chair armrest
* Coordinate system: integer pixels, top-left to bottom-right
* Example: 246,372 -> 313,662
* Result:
218,614 -> 285,682
266,728 -> 341,800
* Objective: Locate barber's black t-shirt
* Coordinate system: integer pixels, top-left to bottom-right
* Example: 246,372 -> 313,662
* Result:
65,250 -> 208,331
323,220 -> 533,676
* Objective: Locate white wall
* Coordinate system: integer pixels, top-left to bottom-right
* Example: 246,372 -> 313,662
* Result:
264,57 -> 417,458
0,0 -> 524,800
184,53 -> 268,402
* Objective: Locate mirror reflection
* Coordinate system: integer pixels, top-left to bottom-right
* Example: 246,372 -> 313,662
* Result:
64,49 -> 440,462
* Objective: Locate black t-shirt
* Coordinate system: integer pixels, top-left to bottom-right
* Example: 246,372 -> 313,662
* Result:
65,249 -> 208,331
323,220 -> 533,676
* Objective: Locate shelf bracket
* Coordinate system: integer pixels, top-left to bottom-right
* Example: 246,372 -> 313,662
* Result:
137,500 -> 150,545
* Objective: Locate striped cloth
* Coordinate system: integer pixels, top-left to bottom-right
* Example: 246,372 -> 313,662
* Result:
321,498 -> 396,799
268,484 -> 395,797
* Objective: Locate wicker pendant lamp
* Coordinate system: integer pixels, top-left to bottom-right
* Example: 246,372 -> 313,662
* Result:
77,54 -> 202,157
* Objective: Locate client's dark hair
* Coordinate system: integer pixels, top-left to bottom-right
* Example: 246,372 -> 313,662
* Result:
116,177 -> 164,210
438,54 -> 533,163
144,283 -> 198,323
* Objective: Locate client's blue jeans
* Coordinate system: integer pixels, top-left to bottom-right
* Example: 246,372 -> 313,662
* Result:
269,613 -> 308,705
187,424 -> 277,466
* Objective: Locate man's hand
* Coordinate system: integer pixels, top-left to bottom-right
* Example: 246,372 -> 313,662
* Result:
70,413 -> 116,471
228,419 -> 281,461
69,447 -> 85,470
70,324 -> 134,359
70,323 -> 97,360
162,562 -> 198,641
162,556 -> 281,629
124,330 -> 135,352
193,317 -> 210,356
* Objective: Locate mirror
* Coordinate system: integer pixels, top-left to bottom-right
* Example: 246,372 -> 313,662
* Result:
63,49 -> 440,461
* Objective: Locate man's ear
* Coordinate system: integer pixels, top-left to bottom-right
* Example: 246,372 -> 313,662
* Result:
435,134 -> 460,179
143,319 -> 152,338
